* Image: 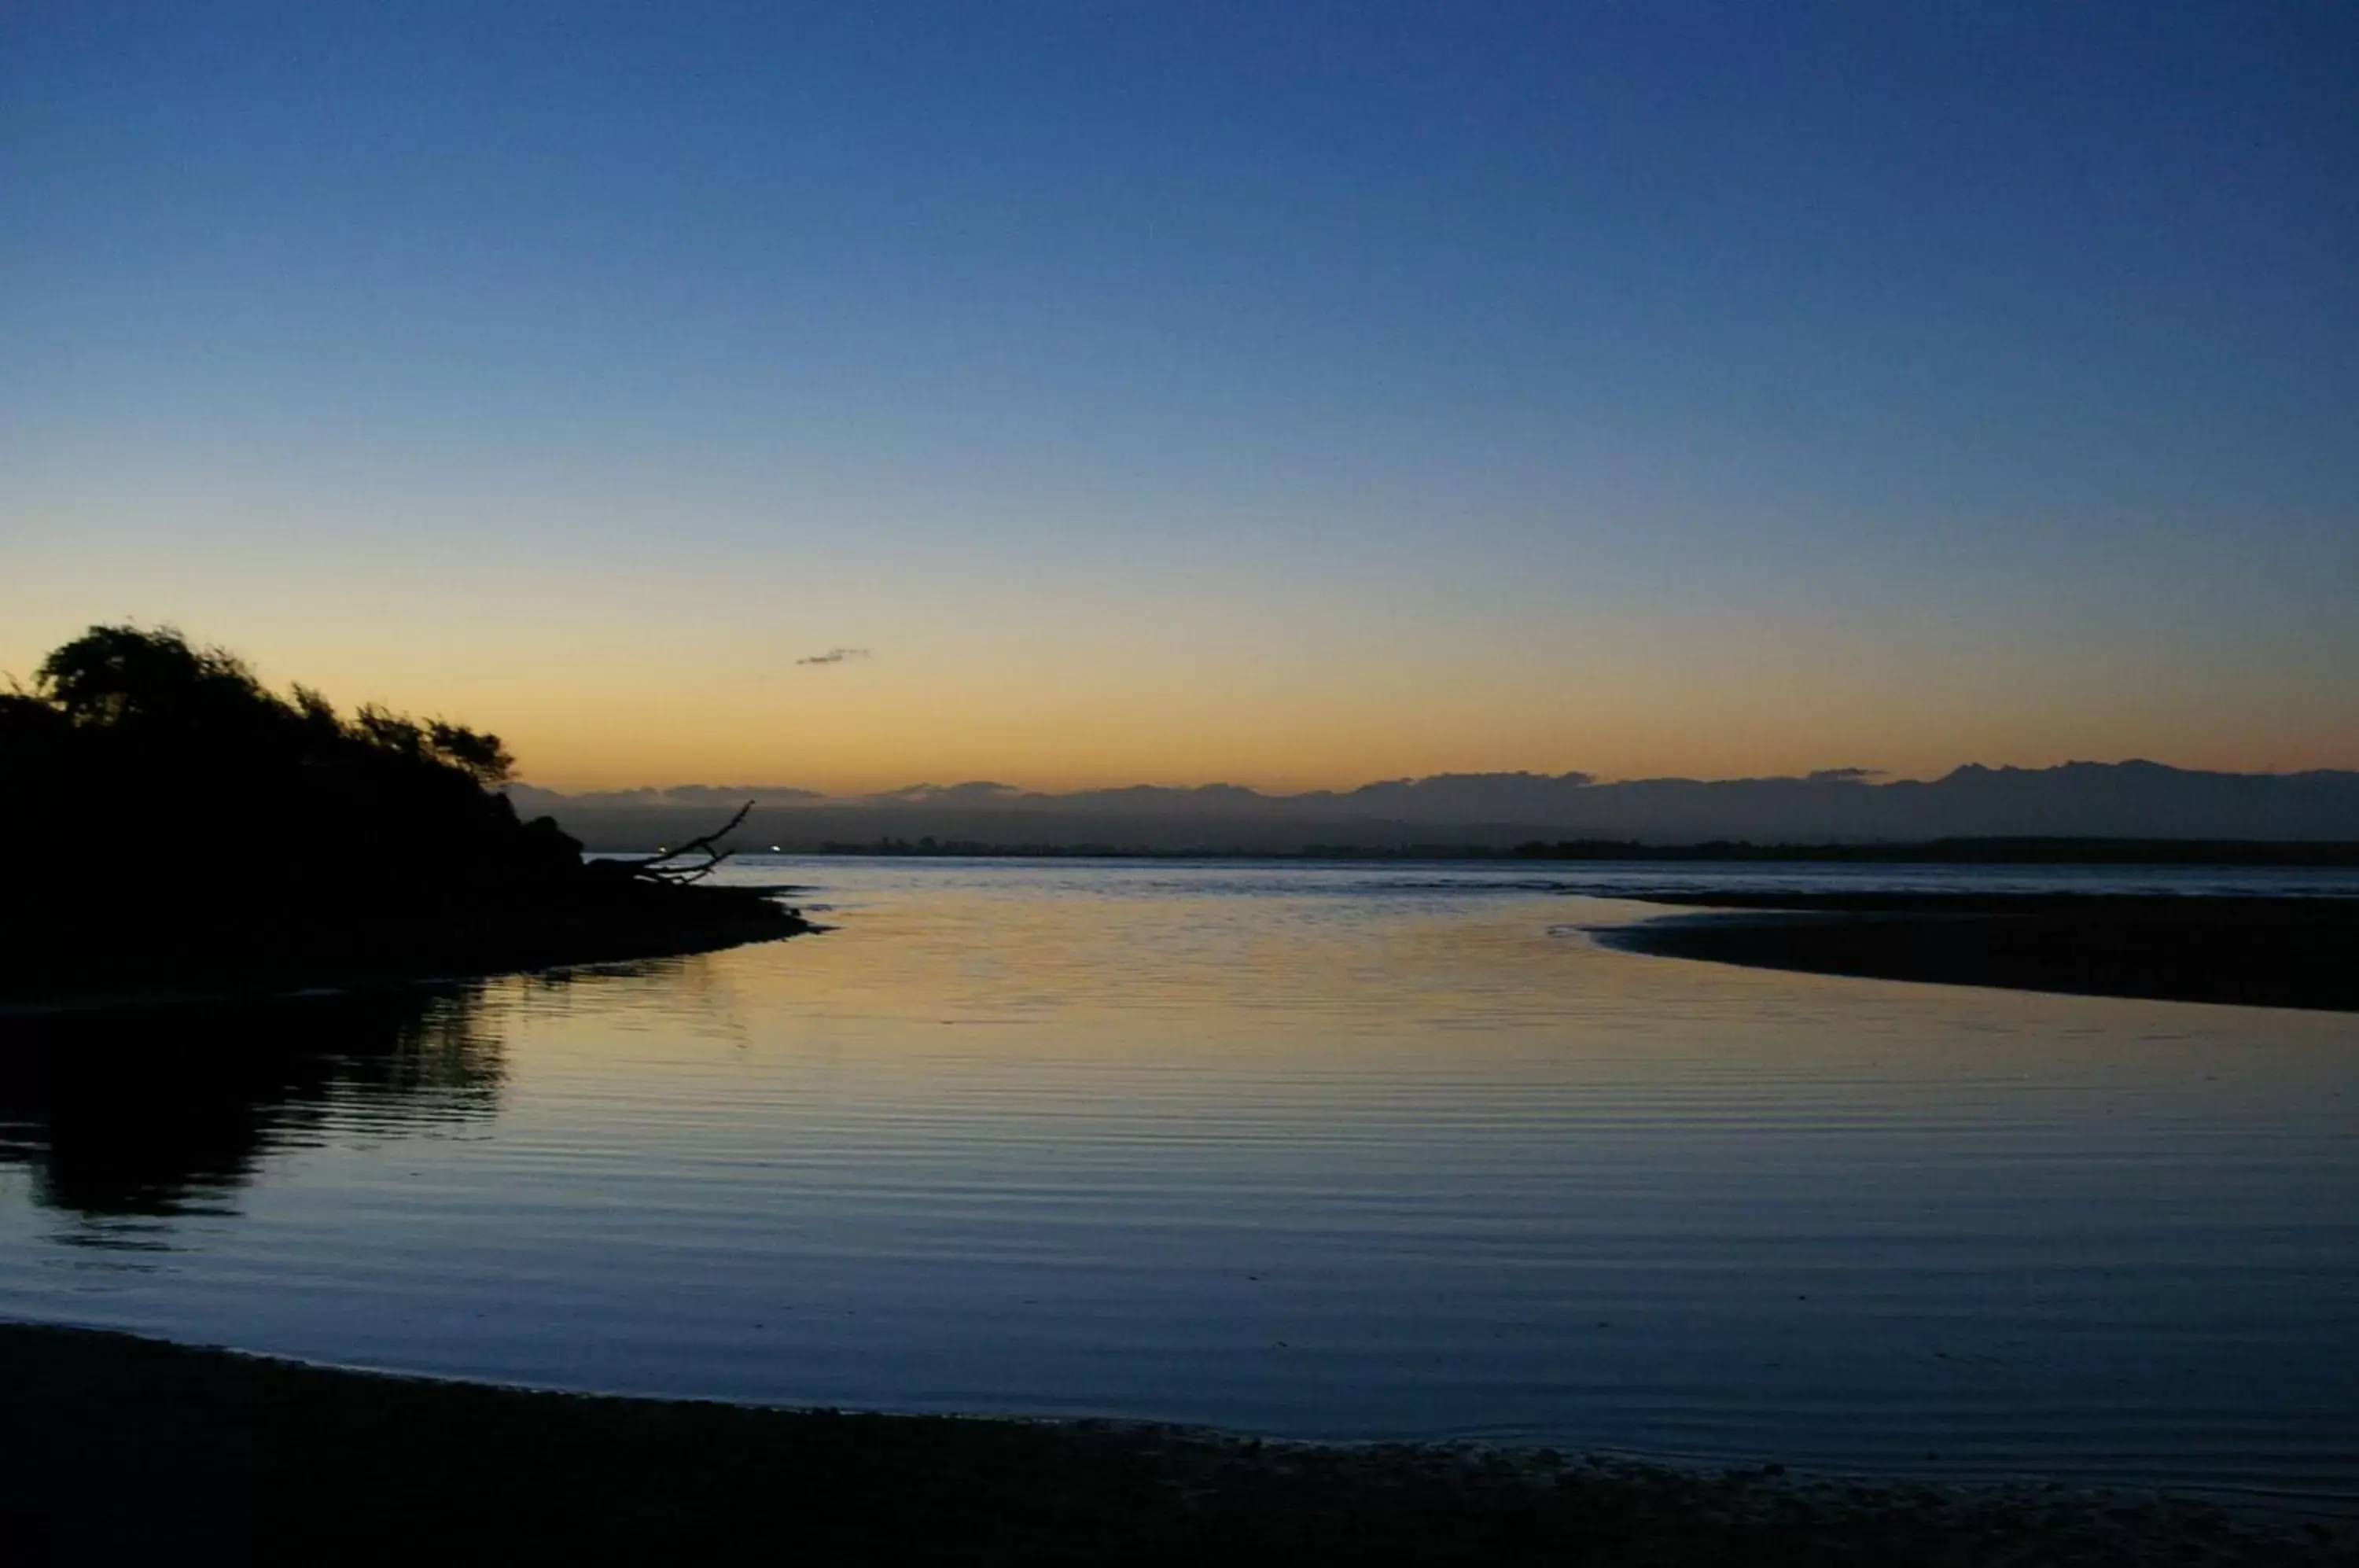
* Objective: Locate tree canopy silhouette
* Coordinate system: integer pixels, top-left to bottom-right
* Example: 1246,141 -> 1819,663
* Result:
1,625 -> 800,999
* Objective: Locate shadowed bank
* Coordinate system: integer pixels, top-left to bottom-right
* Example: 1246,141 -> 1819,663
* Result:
0,627 -> 808,1008
1599,893 -> 2359,1014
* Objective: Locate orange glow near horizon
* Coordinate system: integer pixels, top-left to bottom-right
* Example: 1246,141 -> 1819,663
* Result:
3,602 -> 2353,796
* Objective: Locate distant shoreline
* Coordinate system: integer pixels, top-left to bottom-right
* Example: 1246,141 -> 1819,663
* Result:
2,1323 -> 2343,1562
572,837 -> 2359,866
1598,893 -> 2359,1014
518,759 -> 2359,858
1505,837 -> 2359,867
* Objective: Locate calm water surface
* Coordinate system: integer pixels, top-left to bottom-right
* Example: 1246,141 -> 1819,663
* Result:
4,859 -> 2356,1502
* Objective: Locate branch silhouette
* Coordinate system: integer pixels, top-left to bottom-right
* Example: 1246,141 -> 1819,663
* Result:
625,800 -> 756,884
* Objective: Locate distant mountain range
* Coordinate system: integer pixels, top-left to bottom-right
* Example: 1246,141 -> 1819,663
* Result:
507,761 -> 2359,853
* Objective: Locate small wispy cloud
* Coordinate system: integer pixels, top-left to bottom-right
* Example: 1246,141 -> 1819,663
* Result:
796,647 -> 871,667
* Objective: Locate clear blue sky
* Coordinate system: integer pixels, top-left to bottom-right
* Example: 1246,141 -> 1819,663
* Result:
5,2 -> 2353,789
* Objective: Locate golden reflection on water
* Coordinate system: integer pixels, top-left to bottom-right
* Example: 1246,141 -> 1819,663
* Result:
488,886 -> 2358,1132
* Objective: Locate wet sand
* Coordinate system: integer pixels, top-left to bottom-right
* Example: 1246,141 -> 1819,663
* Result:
1,1323 -> 2344,1565
1599,894 -> 2359,1013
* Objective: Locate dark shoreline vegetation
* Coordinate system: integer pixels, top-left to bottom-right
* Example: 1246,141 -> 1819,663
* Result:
1601,894 -> 2359,1014
0,627 -> 807,1008
1,1325 -> 2346,1566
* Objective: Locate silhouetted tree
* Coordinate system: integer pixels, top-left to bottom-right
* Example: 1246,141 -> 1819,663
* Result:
0,625 -> 790,996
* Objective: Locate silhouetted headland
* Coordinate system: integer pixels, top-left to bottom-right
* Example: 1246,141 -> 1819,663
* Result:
0,626 -> 807,1010
1601,893 -> 2359,1013
3,1324 -> 2342,1565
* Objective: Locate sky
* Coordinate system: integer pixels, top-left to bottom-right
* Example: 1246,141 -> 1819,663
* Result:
4,2 -> 2354,793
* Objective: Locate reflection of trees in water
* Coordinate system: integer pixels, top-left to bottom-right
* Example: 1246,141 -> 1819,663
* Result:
0,985 -> 502,1223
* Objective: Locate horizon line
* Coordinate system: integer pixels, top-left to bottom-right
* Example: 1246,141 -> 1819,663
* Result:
506,756 -> 2358,804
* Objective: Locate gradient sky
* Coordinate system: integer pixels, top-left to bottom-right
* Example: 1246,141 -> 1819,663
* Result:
5,2 -> 2354,792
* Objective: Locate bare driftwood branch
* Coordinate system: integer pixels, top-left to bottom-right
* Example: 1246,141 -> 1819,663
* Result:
627,801 -> 754,885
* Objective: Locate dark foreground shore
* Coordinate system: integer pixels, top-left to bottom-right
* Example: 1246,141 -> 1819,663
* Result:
1,1325 -> 2346,1565
1599,894 -> 2359,1013
0,882 -> 811,1014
